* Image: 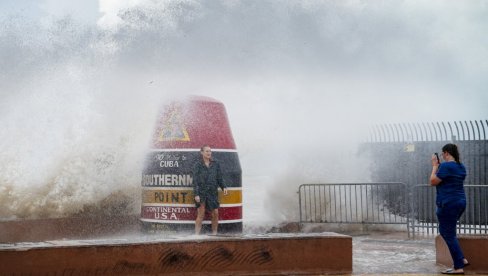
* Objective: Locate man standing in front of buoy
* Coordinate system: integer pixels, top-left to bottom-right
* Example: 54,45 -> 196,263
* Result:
193,145 -> 228,235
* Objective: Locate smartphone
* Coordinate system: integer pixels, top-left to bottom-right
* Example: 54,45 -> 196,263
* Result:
434,152 -> 440,164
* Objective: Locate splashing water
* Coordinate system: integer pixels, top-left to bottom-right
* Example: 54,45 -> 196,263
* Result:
0,1 -> 487,227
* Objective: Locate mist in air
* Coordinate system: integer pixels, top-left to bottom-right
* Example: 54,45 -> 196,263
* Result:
1,0 -> 487,225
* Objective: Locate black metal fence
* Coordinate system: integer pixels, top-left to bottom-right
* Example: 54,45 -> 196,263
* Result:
362,120 -> 487,224
367,120 -> 488,142
364,120 -> 488,187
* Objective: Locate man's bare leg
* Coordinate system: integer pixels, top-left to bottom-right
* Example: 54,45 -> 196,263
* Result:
195,203 -> 206,235
211,209 -> 219,235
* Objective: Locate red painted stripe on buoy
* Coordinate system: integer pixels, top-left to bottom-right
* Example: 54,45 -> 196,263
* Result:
152,96 -> 236,149
141,205 -> 242,221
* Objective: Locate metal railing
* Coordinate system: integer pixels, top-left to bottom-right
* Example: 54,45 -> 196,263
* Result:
299,182 -> 408,225
299,183 -> 488,237
300,120 -> 488,237
410,184 -> 488,237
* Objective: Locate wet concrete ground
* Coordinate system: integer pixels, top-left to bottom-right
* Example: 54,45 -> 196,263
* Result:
351,232 -> 439,275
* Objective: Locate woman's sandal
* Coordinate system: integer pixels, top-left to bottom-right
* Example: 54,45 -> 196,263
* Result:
441,268 -> 464,275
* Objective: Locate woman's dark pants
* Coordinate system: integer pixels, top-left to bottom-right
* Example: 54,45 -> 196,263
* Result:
436,199 -> 466,269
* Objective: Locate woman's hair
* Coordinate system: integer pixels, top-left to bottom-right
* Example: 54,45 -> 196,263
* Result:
200,145 -> 210,151
442,143 -> 461,163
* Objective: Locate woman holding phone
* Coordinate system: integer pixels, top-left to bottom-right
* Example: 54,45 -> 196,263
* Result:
430,143 -> 470,274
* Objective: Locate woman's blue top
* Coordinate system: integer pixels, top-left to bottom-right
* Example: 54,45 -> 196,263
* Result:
435,161 -> 467,205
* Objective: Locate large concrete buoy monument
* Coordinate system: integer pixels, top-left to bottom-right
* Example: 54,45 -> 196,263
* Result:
140,96 -> 243,233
